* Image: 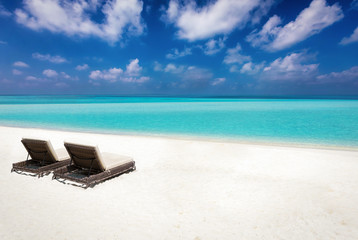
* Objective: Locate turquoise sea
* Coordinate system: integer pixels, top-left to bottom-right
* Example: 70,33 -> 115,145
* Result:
0,96 -> 358,147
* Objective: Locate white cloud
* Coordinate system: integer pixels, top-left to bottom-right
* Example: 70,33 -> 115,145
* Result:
240,62 -> 264,74
246,15 -> 282,48
166,47 -> 192,59
12,69 -> 22,75
153,61 -> 163,71
340,26 -> 358,45
0,40 -> 7,44
251,0 -> 276,25
317,66 -> 358,83
25,76 -> 38,81
39,70 -> 76,80
15,0 -> 145,44
223,44 -> 251,65
43,69 -> 58,78
164,63 -> 185,74
75,64 -> 89,71
13,61 -> 29,68
154,61 -> 214,88
223,43 -> 259,73
157,62 -> 214,88
60,72 -> 70,79
202,37 -> 226,55
163,0 -> 273,41
33,53 -> 67,63
89,67 -> 123,82
125,58 -> 142,76
211,77 -> 226,86
0,4 -> 11,17
247,0 -> 343,51
89,58 -> 149,83
121,76 -> 150,83
262,52 -> 318,81
25,75 -> 50,83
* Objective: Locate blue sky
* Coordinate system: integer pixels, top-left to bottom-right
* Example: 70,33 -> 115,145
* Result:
0,0 -> 357,96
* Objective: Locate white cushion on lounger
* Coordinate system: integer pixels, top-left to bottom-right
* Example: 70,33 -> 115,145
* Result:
101,152 -> 133,170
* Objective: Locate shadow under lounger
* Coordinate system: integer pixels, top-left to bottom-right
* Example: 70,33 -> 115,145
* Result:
12,138 -> 71,177
53,141 -> 136,188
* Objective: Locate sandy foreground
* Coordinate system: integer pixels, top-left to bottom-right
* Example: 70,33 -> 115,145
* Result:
0,126 -> 358,240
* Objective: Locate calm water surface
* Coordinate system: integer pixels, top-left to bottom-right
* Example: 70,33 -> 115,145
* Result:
0,96 -> 357,147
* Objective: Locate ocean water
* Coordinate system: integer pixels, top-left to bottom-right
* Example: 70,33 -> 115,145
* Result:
0,96 -> 358,147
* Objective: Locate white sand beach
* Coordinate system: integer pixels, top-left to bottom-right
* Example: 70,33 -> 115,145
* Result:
1,126 -> 358,240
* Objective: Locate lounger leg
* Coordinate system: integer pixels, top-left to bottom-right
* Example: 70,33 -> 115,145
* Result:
25,153 -> 30,166
88,159 -> 95,177
41,152 -> 47,166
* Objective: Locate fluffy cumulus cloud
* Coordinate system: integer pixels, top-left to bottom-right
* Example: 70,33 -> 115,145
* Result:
166,47 -> 192,59
163,0 -> 274,41
240,62 -> 264,74
247,0 -> 343,51
13,61 -> 30,68
125,58 -> 142,76
223,43 -> 253,72
33,53 -> 67,63
153,62 -> 185,74
42,69 -> 58,78
163,63 -> 185,74
154,61 -> 214,89
339,1 -> 358,46
317,66 -> 358,83
28,71 -> 74,83
25,76 -> 39,81
60,72 -> 71,79
262,52 -> 319,81
89,68 -> 123,82
202,37 -> 226,55
15,0 -> 145,44
89,58 -> 149,83
211,77 -> 226,86
75,64 -> 89,71
340,26 -> 358,45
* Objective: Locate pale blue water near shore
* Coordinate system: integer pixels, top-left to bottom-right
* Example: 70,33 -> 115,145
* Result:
0,96 -> 358,147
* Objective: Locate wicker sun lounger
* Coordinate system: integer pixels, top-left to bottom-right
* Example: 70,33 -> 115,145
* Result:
53,140 -> 136,188
12,138 -> 71,177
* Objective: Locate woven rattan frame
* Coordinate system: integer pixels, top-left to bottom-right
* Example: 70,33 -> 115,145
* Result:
12,139 -> 70,178
53,161 -> 135,188
12,159 -> 71,177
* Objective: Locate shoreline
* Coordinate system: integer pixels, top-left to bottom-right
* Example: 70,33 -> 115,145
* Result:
0,124 -> 357,152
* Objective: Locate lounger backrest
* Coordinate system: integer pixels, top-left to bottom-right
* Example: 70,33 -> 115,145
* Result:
64,141 -> 106,171
21,138 -> 59,162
